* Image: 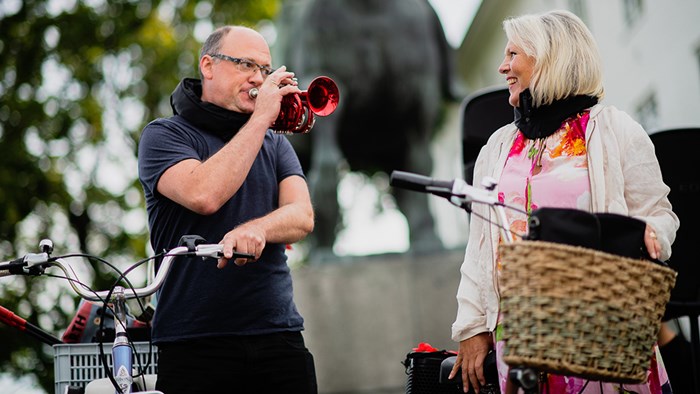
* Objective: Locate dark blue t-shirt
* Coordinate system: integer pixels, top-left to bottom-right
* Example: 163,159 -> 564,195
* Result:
138,114 -> 306,343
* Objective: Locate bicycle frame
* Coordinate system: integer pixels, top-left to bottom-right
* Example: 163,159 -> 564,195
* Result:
390,170 -> 515,244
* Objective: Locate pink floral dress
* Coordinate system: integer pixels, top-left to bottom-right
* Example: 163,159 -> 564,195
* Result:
494,111 -> 673,393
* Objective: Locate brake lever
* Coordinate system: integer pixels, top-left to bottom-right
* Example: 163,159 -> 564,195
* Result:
0,253 -> 52,276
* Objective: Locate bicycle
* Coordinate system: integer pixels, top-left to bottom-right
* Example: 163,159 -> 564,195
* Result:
389,170 -> 676,394
0,235 -> 254,394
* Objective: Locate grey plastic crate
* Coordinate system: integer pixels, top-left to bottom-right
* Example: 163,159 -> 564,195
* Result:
53,342 -> 158,394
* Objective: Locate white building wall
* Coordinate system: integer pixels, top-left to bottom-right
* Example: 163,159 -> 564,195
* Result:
588,0 -> 700,131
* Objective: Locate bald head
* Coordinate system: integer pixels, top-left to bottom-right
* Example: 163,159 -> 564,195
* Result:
200,26 -> 267,65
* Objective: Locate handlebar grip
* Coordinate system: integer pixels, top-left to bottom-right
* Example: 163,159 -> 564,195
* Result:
389,171 -> 454,193
232,251 -> 256,260
0,257 -> 28,276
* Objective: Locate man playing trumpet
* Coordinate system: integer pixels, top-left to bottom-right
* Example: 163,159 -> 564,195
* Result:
137,25 -> 317,394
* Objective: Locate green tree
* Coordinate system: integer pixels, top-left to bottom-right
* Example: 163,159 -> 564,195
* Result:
0,0 -> 278,391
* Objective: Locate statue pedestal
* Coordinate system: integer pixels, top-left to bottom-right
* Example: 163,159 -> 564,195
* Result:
292,248 -> 465,393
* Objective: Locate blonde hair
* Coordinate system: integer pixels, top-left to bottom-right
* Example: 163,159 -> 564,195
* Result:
503,10 -> 605,106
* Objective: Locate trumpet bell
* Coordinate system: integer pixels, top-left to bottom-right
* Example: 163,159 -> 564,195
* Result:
307,76 -> 339,117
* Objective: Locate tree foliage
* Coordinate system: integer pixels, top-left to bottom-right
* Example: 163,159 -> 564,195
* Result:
0,0 -> 278,391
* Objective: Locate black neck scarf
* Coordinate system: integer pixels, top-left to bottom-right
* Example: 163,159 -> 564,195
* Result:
514,89 -> 598,140
170,78 -> 251,140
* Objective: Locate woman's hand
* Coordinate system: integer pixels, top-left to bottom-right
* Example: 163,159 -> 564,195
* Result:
644,224 -> 661,260
448,332 -> 491,393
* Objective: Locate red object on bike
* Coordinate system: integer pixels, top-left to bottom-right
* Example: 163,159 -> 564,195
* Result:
0,304 -> 63,345
412,342 -> 439,352
62,299 -> 96,343
0,305 -> 23,329
62,299 -> 150,343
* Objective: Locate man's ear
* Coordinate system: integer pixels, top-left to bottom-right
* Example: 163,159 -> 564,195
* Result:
200,55 -> 214,80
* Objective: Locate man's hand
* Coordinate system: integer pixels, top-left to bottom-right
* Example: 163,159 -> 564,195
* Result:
448,332 -> 491,393
250,66 -> 301,127
217,223 -> 266,268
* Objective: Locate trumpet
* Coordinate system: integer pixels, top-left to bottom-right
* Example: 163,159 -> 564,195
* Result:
249,76 -> 340,134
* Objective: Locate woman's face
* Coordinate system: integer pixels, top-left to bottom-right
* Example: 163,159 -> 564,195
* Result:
498,41 -> 536,107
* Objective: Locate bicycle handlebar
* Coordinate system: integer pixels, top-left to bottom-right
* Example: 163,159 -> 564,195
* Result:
390,170 -> 514,243
0,242 -> 255,302
388,171 -> 455,197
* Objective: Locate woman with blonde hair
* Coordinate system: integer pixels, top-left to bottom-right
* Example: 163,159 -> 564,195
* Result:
449,10 -> 677,393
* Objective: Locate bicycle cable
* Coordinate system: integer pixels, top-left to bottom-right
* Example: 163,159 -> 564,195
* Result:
48,252 -> 131,394
37,256 -> 127,393
94,252 -> 165,393
468,201 -> 528,241
110,253 -> 166,385
41,251 -> 161,394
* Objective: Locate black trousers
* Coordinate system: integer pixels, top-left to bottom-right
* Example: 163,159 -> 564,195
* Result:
155,331 -> 317,394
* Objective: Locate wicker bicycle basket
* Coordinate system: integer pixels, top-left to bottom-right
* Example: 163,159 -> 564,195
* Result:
498,240 -> 677,383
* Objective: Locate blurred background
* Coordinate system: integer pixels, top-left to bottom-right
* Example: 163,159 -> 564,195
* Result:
1,0 -> 698,392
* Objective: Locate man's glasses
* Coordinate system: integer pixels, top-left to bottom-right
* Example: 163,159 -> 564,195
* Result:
209,53 -> 274,78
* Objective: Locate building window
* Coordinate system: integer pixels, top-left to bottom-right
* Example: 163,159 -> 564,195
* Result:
636,93 -> 659,132
622,0 -> 644,27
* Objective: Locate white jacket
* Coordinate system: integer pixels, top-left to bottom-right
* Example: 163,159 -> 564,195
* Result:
451,104 -> 680,342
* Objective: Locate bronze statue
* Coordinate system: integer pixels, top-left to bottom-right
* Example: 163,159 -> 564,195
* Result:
276,0 -> 460,258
